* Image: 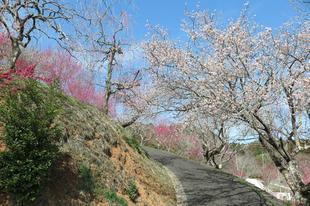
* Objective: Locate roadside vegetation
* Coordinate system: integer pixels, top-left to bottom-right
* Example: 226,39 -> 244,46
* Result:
0,0 -> 308,205
0,79 -> 61,205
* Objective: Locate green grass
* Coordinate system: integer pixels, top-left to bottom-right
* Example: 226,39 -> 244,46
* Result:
123,129 -> 144,155
103,190 -> 127,206
94,185 -> 128,206
78,163 -> 95,194
125,180 -> 139,202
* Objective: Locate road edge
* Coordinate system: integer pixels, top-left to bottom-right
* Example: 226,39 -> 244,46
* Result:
162,165 -> 187,206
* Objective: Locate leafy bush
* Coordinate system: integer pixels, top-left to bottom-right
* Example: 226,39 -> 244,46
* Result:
0,80 -> 61,205
78,163 -> 95,193
103,190 -> 127,206
125,180 -> 138,202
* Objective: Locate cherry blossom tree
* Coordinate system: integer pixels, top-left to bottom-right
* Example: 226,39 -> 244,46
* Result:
0,0 -> 78,69
143,9 -> 309,204
290,0 -> 310,18
69,1 -> 140,119
67,1 -> 153,128
154,123 -> 182,152
184,118 -> 236,169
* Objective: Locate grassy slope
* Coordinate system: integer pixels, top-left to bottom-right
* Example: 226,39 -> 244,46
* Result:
0,91 -> 176,206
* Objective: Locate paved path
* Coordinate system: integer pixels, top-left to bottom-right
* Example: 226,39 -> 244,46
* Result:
143,146 -> 283,206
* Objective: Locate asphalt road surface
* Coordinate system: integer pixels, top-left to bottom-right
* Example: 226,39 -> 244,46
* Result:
143,146 -> 283,206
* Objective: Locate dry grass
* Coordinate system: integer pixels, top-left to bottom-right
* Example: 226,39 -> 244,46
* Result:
0,92 -> 176,206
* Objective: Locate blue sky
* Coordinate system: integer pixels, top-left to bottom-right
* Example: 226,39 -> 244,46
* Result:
116,0 -> 306,123
35,0 -> 305,49
112,0 -> 304,73
127,0 -> 302,41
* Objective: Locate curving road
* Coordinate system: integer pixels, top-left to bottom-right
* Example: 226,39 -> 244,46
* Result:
143,146 -> 283,206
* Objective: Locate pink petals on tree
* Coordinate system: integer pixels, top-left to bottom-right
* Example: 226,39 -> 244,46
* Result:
153,123 -> 203,159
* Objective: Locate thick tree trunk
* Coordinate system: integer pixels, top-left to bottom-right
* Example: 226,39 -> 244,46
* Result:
203,147 -> 221,169
281,160 -> 309,205
202,142 -> 225,169
259,136 -> 309,205
8,42 -> 21,70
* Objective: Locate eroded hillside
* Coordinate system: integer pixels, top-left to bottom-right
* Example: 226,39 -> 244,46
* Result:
0,92 -> 176,206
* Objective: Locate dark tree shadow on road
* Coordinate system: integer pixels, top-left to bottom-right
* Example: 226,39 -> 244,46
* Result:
144,146 -> 283,206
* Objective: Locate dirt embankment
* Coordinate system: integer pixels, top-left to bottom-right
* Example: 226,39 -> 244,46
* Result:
0,94 -> 176,206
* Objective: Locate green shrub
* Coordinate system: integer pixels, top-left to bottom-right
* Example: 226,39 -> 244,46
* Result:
125,180 -> 138,202
125,136 -> 142,153
78,163 -> 95,194
0,80 -> 61,205
104,190 -> 127,206
123,129 -> 143,154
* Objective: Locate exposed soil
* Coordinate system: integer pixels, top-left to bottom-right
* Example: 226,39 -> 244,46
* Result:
110,144 -> 176,206
0,192 -> 10,206
0,94 -> 176,206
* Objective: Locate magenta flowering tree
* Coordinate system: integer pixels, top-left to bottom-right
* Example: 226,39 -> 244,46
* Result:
0,63 -> 39,96
185,135 -> 203,160
0,57 -> 37,87
153,122 -> 204,159
67,78 -> 101,106
36,51 -> 109,109
0,36 -> 107,109
36,51 -> 81,85
154,123 -> 182,152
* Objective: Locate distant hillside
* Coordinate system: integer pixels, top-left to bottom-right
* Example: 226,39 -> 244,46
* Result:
0,90 -> 176,206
